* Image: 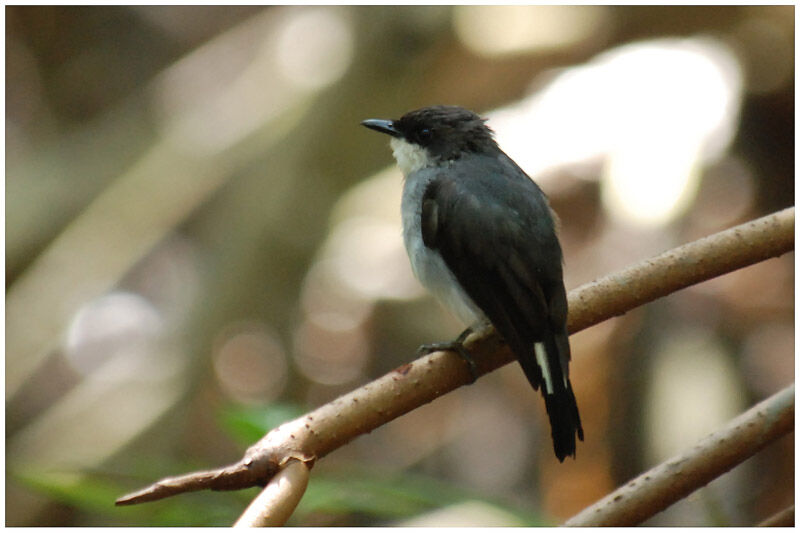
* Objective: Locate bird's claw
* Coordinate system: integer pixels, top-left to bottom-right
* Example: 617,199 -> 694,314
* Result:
416,328 -> 479,383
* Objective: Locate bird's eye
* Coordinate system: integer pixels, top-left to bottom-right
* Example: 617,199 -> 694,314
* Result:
418,128 -> 432,143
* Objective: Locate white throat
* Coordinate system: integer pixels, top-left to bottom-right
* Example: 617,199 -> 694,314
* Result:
390,137 -> 436,176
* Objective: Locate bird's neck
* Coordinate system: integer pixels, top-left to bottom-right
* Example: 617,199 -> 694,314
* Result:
390,138 -> 440,176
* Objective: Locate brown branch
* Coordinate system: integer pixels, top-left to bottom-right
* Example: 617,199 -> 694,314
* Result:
563,384 -> 795,527
115,207 -> 794,507
565,206 -> 794,334
758,505 -> 794,527
233,460 -> 310,527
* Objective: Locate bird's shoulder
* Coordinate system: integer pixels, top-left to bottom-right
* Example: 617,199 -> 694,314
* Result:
423,153 -> 557,244
418,153 -> 563,285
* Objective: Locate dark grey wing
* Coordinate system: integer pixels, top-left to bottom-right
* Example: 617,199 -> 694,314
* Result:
421,157 -> 583,460
420,160 -> 568,380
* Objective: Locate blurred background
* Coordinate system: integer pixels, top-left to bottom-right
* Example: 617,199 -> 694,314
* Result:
6,5 -> 794,526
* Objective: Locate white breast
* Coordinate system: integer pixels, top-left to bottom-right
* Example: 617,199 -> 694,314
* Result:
400,168 -> 485,327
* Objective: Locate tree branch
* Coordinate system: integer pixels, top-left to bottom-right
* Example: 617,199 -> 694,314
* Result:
563,384 -> 794,526
233,459 -> 310,527
758,505 -> 794,527
115,207 -> 794,507
565,206 -> 794,334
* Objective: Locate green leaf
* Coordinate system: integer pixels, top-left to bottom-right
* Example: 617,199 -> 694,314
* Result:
14,469 -> 257,526
16,470 -> 123,514
218,402 -> 306,444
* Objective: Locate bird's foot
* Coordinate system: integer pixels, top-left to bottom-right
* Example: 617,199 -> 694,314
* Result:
416,327 -> 479,383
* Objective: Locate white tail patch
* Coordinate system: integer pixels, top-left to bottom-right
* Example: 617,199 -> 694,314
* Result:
534,342 -> 554,394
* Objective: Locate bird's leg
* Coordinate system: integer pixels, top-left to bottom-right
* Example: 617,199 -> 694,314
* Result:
416,326 -> 479,383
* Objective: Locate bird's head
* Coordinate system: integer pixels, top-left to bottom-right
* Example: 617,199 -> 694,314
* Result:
362,105 -> 498,175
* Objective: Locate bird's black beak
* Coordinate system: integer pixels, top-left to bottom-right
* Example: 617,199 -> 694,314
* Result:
361,118 -> 400,138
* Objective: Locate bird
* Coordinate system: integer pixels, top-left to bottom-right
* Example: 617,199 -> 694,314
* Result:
361,105 -> 583,461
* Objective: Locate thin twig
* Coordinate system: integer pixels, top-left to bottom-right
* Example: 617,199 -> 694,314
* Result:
563,384 -> 795,527
115,207 -> 794,506
233,460 -> 310,527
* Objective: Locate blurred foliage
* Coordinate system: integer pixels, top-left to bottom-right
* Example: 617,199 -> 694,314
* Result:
17,404 -> 548,527
6,5 -> 794,527
16,470 -> 257,527
293,466 -> 547,526
219,402 -> 307,445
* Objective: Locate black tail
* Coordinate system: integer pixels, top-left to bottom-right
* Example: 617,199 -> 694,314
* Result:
543,378 -> 583,462
513,331 -> 583,461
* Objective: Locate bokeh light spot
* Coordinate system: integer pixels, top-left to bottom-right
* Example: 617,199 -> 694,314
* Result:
65,291 -> 163,377
213,323 -> 288,404
274,8 -> 353,90
454,5 -> 608,57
